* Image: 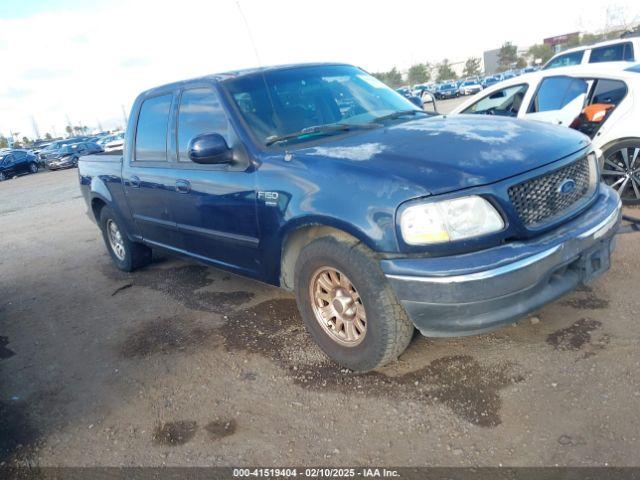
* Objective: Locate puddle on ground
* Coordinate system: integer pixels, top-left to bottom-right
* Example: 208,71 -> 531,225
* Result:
547,318 -> 603,351
205,419 -> 236,440
120,316 -> 218,358
223,299 -> 524,427
0,400 -> 39,463
0,336 -> 15,359
560,285 -> 608,310
102,263 -> 254,313
153,420 -> 198,446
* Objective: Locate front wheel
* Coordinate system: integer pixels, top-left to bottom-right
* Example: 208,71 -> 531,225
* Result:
99,206 -> 152,271
0,172 -> 6,181
294,236 -> 414,372
29,162 -> 38,174
601,140 -> 640,205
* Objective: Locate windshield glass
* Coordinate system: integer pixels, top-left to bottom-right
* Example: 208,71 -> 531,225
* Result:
222,65 -> 418,145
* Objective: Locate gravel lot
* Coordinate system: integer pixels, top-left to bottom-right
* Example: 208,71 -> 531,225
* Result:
1,106 -> 640,467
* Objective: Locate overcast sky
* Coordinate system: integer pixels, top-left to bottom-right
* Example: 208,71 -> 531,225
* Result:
0,0 -> 638,139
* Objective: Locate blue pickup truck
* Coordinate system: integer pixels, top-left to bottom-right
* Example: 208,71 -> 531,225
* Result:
79,63 -> 621,372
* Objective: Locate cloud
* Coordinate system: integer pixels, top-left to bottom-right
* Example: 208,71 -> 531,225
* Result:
21,68 -> 72,80
0,0 -> 637,138
120,58 -> 150,68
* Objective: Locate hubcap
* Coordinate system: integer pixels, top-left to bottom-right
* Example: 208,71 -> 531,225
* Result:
309,267 -> 366,347
106,219 -> 126,261
602,146 -> 640,201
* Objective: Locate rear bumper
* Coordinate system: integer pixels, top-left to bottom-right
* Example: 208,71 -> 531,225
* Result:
382,186 -> 621,336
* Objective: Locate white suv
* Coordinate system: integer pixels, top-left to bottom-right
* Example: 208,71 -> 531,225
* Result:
452,62 -> 640,204
543,38 -> 639,70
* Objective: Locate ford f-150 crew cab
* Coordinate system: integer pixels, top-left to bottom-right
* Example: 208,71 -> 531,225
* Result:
79,63 -> 622,372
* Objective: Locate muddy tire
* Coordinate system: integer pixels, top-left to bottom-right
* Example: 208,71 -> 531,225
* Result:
294,236 -> 414,372
99,206 -> 151,272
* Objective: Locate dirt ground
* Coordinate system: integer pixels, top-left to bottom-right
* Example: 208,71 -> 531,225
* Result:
1,162 -> 639,467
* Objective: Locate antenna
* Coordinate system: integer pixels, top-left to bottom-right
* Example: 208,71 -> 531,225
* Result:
235,1 -> 278,135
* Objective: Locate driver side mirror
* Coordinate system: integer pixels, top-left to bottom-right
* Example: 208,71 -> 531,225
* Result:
188,133 -> 232,164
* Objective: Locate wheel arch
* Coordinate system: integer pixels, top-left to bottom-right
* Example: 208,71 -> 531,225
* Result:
278,220 -> 369,291
599,136 -> 640,154
90,195 -> 109,222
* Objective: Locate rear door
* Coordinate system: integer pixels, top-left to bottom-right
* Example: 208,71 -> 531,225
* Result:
122,92 -> 182,248
167,85 -> 261,276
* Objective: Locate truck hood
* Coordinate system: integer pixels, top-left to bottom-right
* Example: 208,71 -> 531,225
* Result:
293,115 -> 590,195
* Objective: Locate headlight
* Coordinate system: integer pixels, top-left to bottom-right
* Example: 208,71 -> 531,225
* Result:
400,195 -> 504,245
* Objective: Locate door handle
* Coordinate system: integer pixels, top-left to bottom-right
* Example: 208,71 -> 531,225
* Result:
175,179 -> 191,194
130,175 -> 141,188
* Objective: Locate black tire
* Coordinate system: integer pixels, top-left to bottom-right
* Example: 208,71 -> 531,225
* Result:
0,172 -> 5,181
29,162 -> 38,174
294,236 -> 414,372
99,206 -> 152,272
601,139 -> 640,205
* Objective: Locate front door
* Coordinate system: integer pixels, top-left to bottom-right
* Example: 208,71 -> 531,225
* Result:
167,86 -> 260,276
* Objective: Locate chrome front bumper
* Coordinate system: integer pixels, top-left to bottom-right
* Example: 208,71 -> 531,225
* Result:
382,186 -> 622,336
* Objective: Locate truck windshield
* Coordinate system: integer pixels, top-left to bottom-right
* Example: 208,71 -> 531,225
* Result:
222,65 -> 420,145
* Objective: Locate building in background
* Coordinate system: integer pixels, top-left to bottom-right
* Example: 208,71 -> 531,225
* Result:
543,32 -> 580,53
483,48 -> 501,75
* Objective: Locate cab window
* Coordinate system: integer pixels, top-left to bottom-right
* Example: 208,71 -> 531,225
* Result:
463,84 -> 528,117
529,76 -> 588,113
134,93 -> 173,162
177,87 -> 230,162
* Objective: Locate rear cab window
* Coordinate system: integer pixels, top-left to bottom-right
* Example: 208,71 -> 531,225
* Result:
134,93 -> 173,162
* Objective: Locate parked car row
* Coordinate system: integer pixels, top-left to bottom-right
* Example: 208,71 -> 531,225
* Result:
0,131 -> 125,182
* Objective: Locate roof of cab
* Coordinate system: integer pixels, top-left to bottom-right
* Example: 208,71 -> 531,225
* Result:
138,62 -> 353,98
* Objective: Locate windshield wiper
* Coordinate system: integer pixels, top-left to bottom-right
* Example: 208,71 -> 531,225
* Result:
370,109 -> 429,123
265,123 -> 376,146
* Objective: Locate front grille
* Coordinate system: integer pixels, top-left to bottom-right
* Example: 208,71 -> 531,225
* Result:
508,156 -> 592,227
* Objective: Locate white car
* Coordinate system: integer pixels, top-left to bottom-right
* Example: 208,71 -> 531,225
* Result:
458,80 -> 483,96
452,62 -> 640,204
103,133 -> 125,152
543,37 -> 639,70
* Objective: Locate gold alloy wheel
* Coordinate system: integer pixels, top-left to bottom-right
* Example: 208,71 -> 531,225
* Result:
309,267 -> 367,347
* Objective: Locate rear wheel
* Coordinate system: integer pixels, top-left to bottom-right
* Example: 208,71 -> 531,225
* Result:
294,236 -> 414,372
99,206 -> 152,271
601,140 -> 640,205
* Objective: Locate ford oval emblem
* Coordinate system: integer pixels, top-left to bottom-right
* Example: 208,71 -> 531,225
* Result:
558,178 -> 576,194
